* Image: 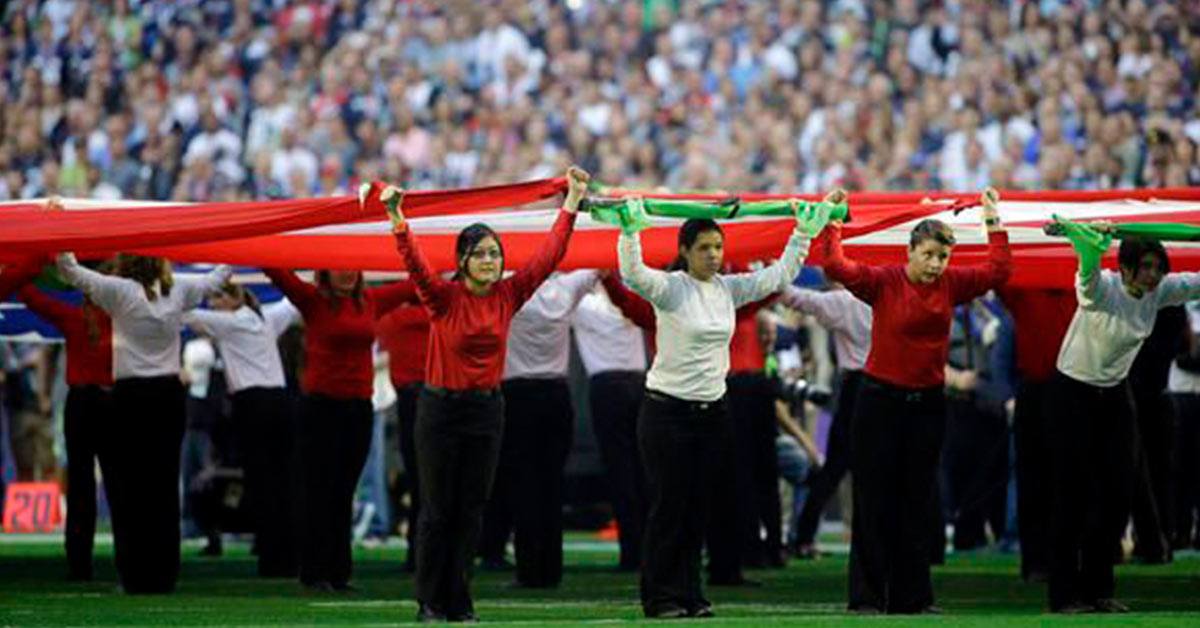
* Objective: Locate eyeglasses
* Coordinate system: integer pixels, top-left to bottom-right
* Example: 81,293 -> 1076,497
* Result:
469,248 -> 503,261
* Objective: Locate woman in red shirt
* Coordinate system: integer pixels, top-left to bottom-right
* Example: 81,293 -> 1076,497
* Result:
380,166 -> 588,623
4,259 -> 110,582
19,272 -> 114,581
262,267 -> 418,592
819,189 -> 1011,614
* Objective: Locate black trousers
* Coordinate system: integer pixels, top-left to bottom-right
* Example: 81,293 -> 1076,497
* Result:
395,383 -> 423,569
1013,379 -> 1054,579
941,395 -> 1008,550
492,378 -> 574,587
1047,373 -> 1137,609
1131,387 -> 1173,559
297,394 -> 373,588
847,376 -> 944,613
64,385 -> 111,580
414,388 -> 504,616
1171,393 -> 1200,548
795,369 -> 861,546
234,387 -> 296,577
590,370 -> 647,570
109,376 -> 185,594
639,390 -> 728,616
710,373 -> 780,572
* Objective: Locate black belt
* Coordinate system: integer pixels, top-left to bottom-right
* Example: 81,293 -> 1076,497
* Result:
645,389 -> 724,411
424,385 -> 500,401
862,375 -> 942,404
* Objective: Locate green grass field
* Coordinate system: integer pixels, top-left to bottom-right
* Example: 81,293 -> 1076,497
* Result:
1,536 -> 1198,626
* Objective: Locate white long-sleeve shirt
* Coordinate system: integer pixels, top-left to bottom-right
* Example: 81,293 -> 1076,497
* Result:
1058,270 -> 1200,387
572,286 -> 647,375
182,299 -> 299,393
781,286 -> 872,371
504,270 -> 599,380
57,253 -> 232,380
619,228 -> 810,401
1168,301 -> 1200,394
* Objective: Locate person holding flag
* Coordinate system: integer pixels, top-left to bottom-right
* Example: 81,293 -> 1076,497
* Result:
379,166 -> 589,623
616,190 -> 839,619
1048,218 -> 1200,613
817,188 -> 1011,614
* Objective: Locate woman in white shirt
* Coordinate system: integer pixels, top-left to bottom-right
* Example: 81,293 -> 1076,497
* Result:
616,193 -> 836,618
57,252 -> 231,594
1050,227 -> 1200,614
183,283 -> 300,578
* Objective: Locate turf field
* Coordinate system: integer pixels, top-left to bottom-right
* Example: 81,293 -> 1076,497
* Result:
1,535 -> 1198,625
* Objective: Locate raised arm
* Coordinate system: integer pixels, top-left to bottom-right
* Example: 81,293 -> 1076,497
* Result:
181,308 -> 237,338
725,228 -> 811,308
505,208 -> 579,306
378,184 -> 456,316
262,268 -> 321,314
1055,217 -> 1113,311
56,253 -> 137,313
818,223 -> 886,304
618,231 -> 682,311
177,265 -> 234,311
263,298 -> 302,338
946,230 -> 1013,304
1156,272 -> 1200,308
366,279 -> 420,319
601,271 -> 657,330
781,287 -> 851,332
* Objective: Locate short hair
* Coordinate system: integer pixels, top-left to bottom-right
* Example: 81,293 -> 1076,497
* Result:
1118,236 -> 1169,274
909,219 -> 956,249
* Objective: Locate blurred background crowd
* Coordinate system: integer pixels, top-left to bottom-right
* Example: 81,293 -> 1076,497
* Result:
2,0 -> 1200,208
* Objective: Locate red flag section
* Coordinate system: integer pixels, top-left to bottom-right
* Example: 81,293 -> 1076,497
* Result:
2,183 -> 1199,289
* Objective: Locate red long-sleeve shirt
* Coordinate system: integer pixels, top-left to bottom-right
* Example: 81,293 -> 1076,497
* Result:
822,224 -> 1012,389
19,286 -> 114,387
376,304 -> 430,389
394,210 -> 576,391
265,270 -> 418,399
997,286 -> 1077,384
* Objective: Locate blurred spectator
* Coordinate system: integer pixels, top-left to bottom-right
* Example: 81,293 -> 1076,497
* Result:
2,0 -> 1198,205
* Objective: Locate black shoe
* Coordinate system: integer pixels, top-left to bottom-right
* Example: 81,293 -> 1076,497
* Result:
848,604 -> 883,615
689,603 -> 714,618
447,611 -> 478,623
921,605 -> 943,614
646,604 -> 689,619
708,576 -> 761,587
416,603 -> 447,622
1093,599 -> 1129,613
1052,602 -> 1095,614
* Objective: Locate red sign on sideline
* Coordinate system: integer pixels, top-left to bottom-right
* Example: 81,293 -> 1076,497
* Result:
3,482 -> 63,533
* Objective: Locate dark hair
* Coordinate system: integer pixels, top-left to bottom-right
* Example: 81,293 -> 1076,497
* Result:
1118,236 -> 1169,274
315,270 -> 365,312
672,218 -> 723,271
455,223 -> 504,279
116,254 -> 172,301
909,219 -> 957,249
215,281 -> 263,319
